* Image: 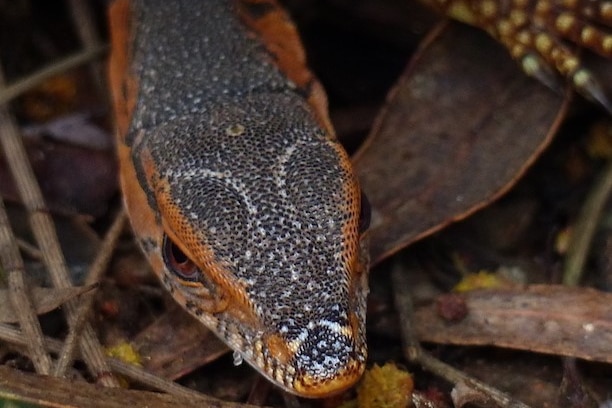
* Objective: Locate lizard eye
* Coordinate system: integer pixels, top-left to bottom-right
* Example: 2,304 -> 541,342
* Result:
358,190 -> 371,234
162,235 -> 201,281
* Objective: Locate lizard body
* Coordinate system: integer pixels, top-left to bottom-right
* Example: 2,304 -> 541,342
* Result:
108,0 -> 611,400
109,0 -> 369,398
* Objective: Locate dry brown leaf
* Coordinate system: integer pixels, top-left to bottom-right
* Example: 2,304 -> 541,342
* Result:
132,306 -> 228,380
413,285 -> 612,363
0,136 -> 117,217
0,285 -> 95,323
354,23 -> 567,263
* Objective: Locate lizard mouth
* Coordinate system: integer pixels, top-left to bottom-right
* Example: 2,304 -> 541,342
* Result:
290,349 -> 367,398
236,316 -> 367,398
289,322 -> 367,397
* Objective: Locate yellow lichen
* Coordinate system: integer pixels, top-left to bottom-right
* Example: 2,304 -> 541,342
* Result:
105,342 -> 142,366
453,271 -> 510,292
356,363 -> 413,408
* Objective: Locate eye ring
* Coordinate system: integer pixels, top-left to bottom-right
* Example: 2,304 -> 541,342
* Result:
162,235 -> 201,281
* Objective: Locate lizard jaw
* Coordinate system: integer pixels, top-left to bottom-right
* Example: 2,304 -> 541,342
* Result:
231,317 -> 368,398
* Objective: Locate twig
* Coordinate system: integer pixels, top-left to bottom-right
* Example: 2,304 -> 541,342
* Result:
1,364 -> 266,408
0,323 -> 262,408
16,238 -> 43,260
558,157 -> 612,405
0,55 -> 119,386
54,209 -> 127,376
391,260 -> 532,408
0,68 -> 53,375
563,158 -> 612,286
66,0 -> 108,101
0,200 -> 52,374
0,46 -> 107,106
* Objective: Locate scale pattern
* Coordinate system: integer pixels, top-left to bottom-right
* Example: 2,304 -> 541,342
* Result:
118,0 -> 369,398
113,0 -> 611,399
420,0 -> 612,110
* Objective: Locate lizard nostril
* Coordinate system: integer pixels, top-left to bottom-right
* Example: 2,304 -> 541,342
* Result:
162,234 -> 201,281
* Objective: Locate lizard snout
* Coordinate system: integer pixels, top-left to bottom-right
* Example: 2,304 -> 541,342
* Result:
287,319 -> 367,397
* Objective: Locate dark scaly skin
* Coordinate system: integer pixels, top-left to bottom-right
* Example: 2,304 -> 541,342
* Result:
420,0 -> 612,111
109,0 -> 369,398
108,0 -> 609,400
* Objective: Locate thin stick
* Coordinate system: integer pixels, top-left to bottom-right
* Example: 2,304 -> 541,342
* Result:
54,209 -> 127,376
391,261 -> 532,408
0,200 -> 52,374
563,159 -> 612,286
0,55 -> 119,386
0,46 -> 106,106
0,69 -> 53,375
66,0 -> 108,100
16,238 -> 43,260
0,323 -> 259,408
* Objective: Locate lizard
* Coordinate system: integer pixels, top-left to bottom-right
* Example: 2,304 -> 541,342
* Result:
108,0 -> 370,398
108,0 -> 611,399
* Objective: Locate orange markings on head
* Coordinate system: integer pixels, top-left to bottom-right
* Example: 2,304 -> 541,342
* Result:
130,136 -> 262,325
110,0 -> 158,252
236,0 -> 335,136
348,312 -> 363,346
116,141 -> 161,250
264,333 -> 295,366
332,140 -> 364,275
220,282 -> 263,329
294,362 -> 366,399
149,173 -> 261,323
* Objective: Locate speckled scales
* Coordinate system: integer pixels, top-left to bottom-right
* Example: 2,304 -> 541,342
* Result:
116,0 -> 369,397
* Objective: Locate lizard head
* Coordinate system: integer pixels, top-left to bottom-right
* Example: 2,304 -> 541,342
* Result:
121,95 -> 370,398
